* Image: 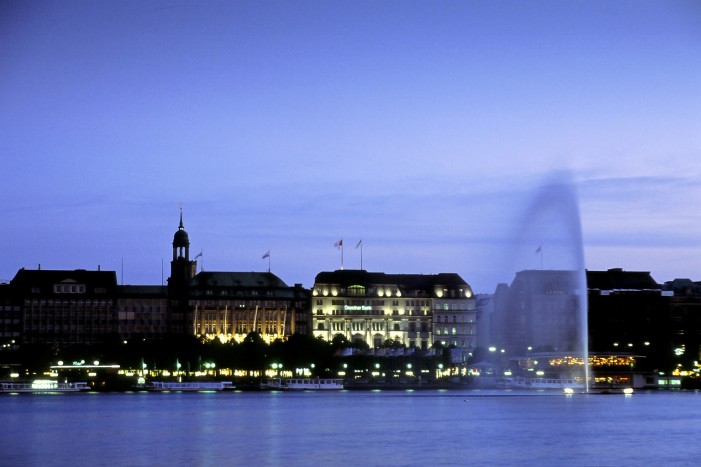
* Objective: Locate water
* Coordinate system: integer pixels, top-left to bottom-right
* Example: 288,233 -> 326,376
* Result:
496,176 -> 589,386
2,390 -> 701,466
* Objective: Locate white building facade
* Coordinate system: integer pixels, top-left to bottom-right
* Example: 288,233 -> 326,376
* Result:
312,270 -> 476,353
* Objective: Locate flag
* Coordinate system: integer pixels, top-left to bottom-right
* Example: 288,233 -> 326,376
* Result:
355,240 -> 362,249
194,251 -> 203,260
262,250 -> 270,259
334,239 -> 343,249
535,245 -> 542,254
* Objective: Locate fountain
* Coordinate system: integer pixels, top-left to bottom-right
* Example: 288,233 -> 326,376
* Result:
490,173 -> 589,392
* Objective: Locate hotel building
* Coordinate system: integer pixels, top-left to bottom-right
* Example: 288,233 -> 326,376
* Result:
311,270 -> 476,354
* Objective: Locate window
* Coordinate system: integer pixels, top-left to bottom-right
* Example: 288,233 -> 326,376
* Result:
348,285 -> 365,296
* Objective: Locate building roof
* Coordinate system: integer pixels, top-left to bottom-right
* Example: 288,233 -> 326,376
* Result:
586,268 -> 660,291
9,268 -> 118,295
314,269 -> 471,290
509,269 -> 582,294
190,271 -> 289,289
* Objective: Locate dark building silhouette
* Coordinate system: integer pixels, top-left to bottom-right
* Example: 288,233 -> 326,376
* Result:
117,285 -> 168,340
586,268 -> 672,372
167,210 -> 198,335
663,278 -> 701,372
0,212 -> 311,349
491,269 -> 585,355
7,268 -> 118,346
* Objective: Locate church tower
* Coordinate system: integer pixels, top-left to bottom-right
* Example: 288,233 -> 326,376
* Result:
167,209 -> 197,335
170,209 -> 197,287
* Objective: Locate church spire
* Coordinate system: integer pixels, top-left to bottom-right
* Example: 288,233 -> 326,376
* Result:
172,206 -> 190,261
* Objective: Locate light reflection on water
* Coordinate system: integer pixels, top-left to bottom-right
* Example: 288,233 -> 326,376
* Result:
1,390 -> 700,466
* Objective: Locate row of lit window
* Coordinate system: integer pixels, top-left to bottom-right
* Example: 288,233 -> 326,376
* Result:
203,289 -> 277,296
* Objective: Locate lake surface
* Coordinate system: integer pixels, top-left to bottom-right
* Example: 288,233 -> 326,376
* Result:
2,389 -> 701,466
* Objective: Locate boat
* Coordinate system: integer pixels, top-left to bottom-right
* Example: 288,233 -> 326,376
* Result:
502,377 -> 585,390
0,380 -> 90,393
139,381 -> 235,392
262,378 -> 344,390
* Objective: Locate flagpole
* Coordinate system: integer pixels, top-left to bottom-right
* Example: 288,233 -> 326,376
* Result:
262,251 -> 271,272
356,240 -> 363,270
334,239 -> 344,269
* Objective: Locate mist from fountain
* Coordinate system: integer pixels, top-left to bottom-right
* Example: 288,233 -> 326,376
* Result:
495,173 -> 589,392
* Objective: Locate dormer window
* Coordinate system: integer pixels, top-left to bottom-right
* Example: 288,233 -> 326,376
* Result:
53,282 -> 86,294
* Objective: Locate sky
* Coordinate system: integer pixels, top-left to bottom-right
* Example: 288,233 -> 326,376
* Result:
1,1 -> 699,293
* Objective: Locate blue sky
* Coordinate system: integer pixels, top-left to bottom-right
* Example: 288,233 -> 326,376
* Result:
1,1 -> 699,292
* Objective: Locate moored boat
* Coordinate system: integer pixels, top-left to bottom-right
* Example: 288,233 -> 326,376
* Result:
262,378 -> 344,390
502,376 -> 585,390
139,381 -> 235,392
0,380 -> 90,393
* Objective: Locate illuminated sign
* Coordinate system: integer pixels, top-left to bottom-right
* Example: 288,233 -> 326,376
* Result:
344,305 -> 372,311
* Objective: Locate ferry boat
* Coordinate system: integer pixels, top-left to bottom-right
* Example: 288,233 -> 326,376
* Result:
0,380 -> 90,393
262,378 -> 344,390
139,381 -> 235,392
502,377 -> 585,390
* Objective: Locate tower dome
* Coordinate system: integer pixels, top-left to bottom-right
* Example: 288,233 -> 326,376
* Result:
172,210 -> 190,260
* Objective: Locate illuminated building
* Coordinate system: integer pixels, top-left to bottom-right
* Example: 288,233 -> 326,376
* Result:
166,213 -> 311,344
188,272 -> 310,344
311,270 -> 475,353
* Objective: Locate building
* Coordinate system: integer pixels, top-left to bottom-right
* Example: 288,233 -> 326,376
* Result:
587,268 -> 672,372
117,285 -> 168,340
311,269 -> 476,354
188,271 -> 311,344
1,212 -> 311,349
165,212 -> 311,344
0,281 -> 20,347
8,268 -> 118,347
663,279 -> 701,378
491,269 -> 586,355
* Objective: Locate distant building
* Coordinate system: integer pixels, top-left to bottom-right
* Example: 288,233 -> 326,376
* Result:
311,270 -> 476,357
663,279 -> 701,373
188,272 -> 311,344
165,212 -> 311,344
8,268 -> 118,347
0,281 -> 20,346
491,269 -> 586,355
1,212 -> 311,349
117,285 -> 168,340
587,268 -> 671,372
474,293 -> 494,350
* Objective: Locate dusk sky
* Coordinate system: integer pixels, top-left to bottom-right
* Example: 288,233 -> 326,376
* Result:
1,1 -> 699,293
